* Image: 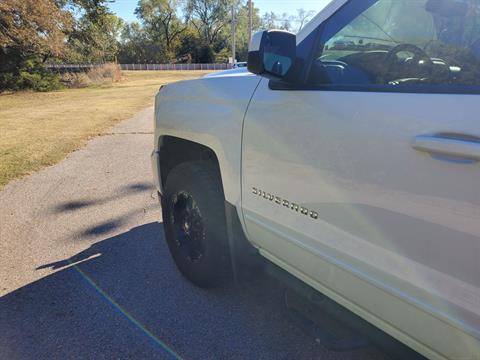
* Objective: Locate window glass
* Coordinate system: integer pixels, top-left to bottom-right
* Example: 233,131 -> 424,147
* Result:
308,0 -> 480,92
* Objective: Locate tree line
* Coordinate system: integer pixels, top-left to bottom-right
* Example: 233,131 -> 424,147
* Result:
0,0 -> 316,91
121,1 -> 315,64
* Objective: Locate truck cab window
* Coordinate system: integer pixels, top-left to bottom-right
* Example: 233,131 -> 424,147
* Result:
308,0 -> 480,92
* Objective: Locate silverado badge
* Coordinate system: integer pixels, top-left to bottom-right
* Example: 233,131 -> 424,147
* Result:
252,187 -> 319,220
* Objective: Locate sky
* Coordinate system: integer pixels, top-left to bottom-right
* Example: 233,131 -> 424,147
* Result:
108,0 -> 331,23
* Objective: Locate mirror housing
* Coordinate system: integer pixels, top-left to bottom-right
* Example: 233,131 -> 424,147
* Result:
247,30 -> 297,81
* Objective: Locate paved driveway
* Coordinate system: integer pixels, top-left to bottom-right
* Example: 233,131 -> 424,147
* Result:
0,108 -> 387,360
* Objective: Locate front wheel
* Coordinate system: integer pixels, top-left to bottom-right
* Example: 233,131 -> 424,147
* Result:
162,161 -> 232,288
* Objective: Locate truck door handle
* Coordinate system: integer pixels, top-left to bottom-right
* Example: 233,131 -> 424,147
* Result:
411,135 -> 480,162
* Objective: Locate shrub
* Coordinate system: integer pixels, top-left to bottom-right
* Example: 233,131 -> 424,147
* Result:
0,56 -> 63,92
0,61 -> 122,92
60,72 -> 92,88
19,70 -> 63,92
87,63 -> 121,85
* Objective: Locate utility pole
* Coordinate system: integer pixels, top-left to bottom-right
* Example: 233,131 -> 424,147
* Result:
248,0 -> 253,44
231,5 -> 236,65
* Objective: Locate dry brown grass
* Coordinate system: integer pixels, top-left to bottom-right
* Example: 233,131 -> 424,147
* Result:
86,63 -> 122,85
0,71 -> 212,189
61,63 -> 123,88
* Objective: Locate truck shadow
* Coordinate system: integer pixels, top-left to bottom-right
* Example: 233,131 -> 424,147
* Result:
0,223 -> 387,360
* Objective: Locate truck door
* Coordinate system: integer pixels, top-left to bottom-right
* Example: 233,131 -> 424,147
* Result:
241,0 -> 480,357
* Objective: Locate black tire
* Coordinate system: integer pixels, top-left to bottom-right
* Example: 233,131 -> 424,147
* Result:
162,161 -> 232,288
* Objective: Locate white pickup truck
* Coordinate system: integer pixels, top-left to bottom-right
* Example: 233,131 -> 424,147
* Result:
151,1 -> 480,358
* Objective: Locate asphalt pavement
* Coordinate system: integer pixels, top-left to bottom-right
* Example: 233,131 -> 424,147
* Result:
0,107 -> 388,360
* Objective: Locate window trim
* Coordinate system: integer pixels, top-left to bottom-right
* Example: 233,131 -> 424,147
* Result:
270,0 -> 480,95
269,80 -> 480,95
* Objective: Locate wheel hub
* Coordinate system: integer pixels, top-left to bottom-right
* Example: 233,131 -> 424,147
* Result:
171,191 -> 205,263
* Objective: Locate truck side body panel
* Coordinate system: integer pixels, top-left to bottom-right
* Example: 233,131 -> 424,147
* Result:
153,74 -> 261,209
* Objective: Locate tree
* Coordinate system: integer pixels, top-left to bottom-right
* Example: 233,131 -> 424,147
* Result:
176,27 -> 207,62
260,8 -> 316,34
135,0 -> 187,60
104,14 -> 125,60
261,12 -> 277,30
278,13 -> 293,32
234,3 -> 262,61
0,0 -> 71,58
185,0 -> 233,45
119,22 -> 169,63
65,1 -> 125,63
295,8 -> 316,32
0,0 -> 72,90
57,0 -> 113,23
67,13 -> 124,62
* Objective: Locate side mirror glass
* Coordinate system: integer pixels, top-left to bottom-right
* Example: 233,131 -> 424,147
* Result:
248,30 -> 297,80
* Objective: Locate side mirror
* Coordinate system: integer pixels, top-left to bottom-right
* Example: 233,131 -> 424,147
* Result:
248,30 -> 296,80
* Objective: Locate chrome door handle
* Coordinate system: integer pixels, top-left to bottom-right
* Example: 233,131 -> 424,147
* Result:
412,135 -> 480,162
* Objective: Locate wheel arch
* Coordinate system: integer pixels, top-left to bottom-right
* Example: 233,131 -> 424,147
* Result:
158,136 -> 223,193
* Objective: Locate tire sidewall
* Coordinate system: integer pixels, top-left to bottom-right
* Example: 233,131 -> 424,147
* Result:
162,162 -> 231,287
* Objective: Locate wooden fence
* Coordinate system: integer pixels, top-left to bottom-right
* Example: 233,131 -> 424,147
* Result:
46,63 -> 232,73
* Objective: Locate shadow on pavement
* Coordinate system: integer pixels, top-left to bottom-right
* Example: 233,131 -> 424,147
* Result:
0,223 -> 386,360
52,182 -> 155,214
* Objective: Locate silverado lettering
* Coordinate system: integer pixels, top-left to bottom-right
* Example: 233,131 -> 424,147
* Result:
252,187 -> 319,220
